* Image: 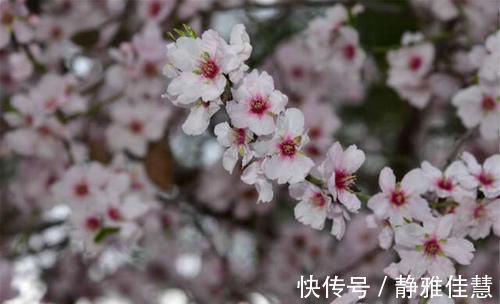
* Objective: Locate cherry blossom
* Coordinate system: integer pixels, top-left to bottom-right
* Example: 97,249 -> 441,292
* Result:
318,142 -> 365,213
454,197 -> 500,240
227,24 -> 252,83
51,162 -> 115,206
387,32 -> 435,109
301,100 -> 341,160
391,215 -> 475,278
412,0 -> 459,21
8,51 -> 33,81
368,167 -> 432,224
165,29 -> 240,105
214,122 -> 253,174
240,161 -> 273,203
260,108 -> 314,184
227,70 -> 288,136
0,0 -> 34,49
3,93 -> 45,128
460,152 -> 500,198
107,23 -> 167,100
4,117 -> 70,159
290,182 -> 331,230
452,84 -> 499,140
420,160 -> 473,200
479,31 -> 500,85
106,101 -> 170,156
139,0 -> 174,24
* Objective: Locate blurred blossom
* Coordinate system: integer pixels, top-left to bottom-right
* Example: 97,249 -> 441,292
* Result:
0,1 -> 498,303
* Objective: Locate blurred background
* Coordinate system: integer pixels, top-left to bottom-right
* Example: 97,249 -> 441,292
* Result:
0,0 -> 498,303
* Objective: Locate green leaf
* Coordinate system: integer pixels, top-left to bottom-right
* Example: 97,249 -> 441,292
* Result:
403,217 -> 412,224
71,29 -> 100,48
182,24 -> 197,38
167,32 -> 177,42
173,28 -> 187,37
94,226 -> 120,243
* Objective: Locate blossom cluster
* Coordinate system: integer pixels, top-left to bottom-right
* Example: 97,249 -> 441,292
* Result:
368,152 -> 499,280
163,20 -> 368,240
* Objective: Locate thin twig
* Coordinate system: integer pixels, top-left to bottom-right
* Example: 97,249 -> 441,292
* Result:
445,127 -> 477,167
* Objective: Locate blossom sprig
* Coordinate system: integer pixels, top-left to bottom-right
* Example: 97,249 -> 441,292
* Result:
163,23 -> 366,239
367,151 -> 500,279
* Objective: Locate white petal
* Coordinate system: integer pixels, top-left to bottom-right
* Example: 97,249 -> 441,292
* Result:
222,145 -> 239,174
342,145 -> 365,173
331,215 -> 346,240
394,223 -> 424,247
214,122 -> 233,147
338,191 -> 361,213
408,196 -> 432,222
442,237 -> 474,265
288,182 -> 309,200
367,193 -> 390,219
379,167 -> 396,193
421,160 -> 442,181
294,200 -> 327,230
428,256 -> 455,279
401,168 -> 428,195
256,179 -> 273,203
379,226 -> 394,249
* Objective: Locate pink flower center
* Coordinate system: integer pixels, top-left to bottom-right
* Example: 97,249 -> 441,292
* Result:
25,114 -> 34,126
437,177 -> 454,191
309,127 -> 322,139
310,192 -> 326,207
291,67 -> 304,79
334,170 -> 355,191
74,182 -> 89,198
423,238 -> 441,257
306,145 -> 321,157
45,175 -> 57,189
408,56 -> 422,71
390,189 -> 406,206
235,128 -> 246,145
200,58 -> 220,80
279,138 -> 297,158
129,120 -> 144,134
481,96 -> 496,112
51,26 -> 63,40
343,44 -> 356,60
143,61 -> 158,77
85,216 -> 101,231
1,12 -> 13,25
108,207 -> 122,221
131,180 -> 144,190
149,1 -> 162,17
473,204 -> 487,219
249,96 -> 269,115
477,171 -> 494,187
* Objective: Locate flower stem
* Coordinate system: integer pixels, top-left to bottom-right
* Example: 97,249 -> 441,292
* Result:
305,174 -> 324,188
